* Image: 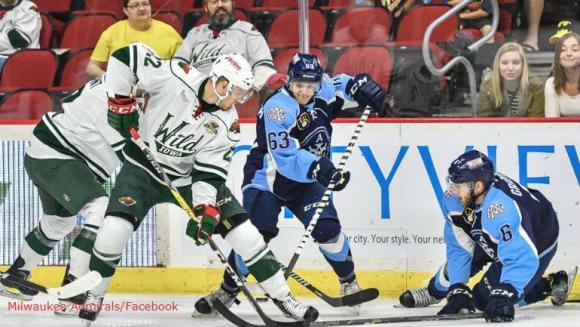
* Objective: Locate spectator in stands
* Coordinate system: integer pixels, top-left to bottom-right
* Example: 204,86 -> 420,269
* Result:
477,42 -> 545,117
383,0 -> 416,18
175,0 -> 285,99
86,0 -> 182,78
521,0 -> 544,52
0,0 -> 41,71
449,0 -> 494,43
545,32 -> 580,117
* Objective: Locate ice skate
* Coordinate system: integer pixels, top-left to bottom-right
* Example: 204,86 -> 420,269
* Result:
341,279 -> 363,313
550,266 -> 578,306
54,273 -> 85,316
78,290 -> 104,326
273,293 -> 318,322
0,268 -> 38,301
399,286 -> 442,308
192,286 -> 238,317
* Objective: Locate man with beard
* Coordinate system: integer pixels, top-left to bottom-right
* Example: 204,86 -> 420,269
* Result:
175,0 -> 285,96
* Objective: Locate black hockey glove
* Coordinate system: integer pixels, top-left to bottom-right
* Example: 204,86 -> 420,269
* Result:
308,157 -> 350,191
484,283 -> 517,323
107,96 -> 140,139
346,73 -> 386,113
438,283 -> 475,315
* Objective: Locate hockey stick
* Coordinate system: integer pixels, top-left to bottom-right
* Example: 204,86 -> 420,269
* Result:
128,128 -> 304,327
283,267 -> 378,307
285,107 -> 373,277
214,301 -> 483,327
0,271 -> 102,300
309,312 -> 484,326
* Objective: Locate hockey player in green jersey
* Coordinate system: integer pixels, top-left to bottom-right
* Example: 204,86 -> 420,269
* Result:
0,75 -> 131,314
79,43 -> 319,325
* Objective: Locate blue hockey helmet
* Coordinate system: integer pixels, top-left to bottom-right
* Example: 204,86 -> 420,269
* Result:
287,53 -> 323,84
447,150 -> 495,186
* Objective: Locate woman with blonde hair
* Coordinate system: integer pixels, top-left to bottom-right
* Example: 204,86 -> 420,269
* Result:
545,32 -> 580,117
477,42 -> 545,117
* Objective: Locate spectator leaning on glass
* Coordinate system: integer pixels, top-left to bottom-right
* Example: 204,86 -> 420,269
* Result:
86,0 -> 182,79
174,0 -> 286,97
477,42 -> 544,117
545,32 -> 580,117
0,0 -> 41,71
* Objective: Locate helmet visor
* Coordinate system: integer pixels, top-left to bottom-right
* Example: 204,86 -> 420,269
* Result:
229,85 -> 254,104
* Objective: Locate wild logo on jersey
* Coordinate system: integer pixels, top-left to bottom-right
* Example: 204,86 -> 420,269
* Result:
191,43 -> 227,69
154,114 -> 204,157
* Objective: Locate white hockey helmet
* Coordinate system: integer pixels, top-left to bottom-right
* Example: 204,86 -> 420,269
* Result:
210,53 -> 254,104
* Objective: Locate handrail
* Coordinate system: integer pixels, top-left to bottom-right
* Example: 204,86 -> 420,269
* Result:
422,0 -> 499,117
298,0 -> 310,54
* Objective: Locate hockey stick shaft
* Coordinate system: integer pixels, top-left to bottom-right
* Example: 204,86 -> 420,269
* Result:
285,107 -> 372,276
128,128 -> 300,327
311,312 -> 484,326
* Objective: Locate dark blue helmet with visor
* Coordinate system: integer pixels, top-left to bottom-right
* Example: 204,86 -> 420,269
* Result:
287,53 -> 323,90
447,150 -> 495,186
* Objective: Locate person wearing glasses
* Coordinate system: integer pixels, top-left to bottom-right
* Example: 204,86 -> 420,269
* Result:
85,0 -> 182,79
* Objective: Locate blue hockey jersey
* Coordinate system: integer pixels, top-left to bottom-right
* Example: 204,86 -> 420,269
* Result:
242,73 -> 357,200
443,173 -> 559,297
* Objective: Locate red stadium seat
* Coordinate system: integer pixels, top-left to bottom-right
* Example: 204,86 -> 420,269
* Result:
395,5 -> 458,43
273,48 -> 328,73
33,0 -> 72,12
154,10 -> 183,33
39,13 -> 54,48
267,9 -> 326,48
332,46 -> 392,90
49,49 -> 93,94
233,0 -> 255,10
151,0 -> 195,12
81,0 -> 124,19
60,14 -> 116,50
195,8 -> 248,26
327,0 -> 358,8
236,94 -> 260,119
0,49 -> 57,93
0,90 -> 54,120
328,7 -> 391,46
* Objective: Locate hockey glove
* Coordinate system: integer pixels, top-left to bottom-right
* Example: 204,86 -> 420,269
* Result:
186,204 -> 221,246
484,283 -> 517,323
308,157 -> 350,191
438,283 -> 476,315
265,72 -> 287,90
107,96 -> 140,139
346,73 -> 386,113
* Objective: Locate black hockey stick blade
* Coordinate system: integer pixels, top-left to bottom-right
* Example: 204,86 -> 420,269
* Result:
212,297 -> 309,327
1,271 -> 101,299
310,312 -> 484,326
285,269 -> 378,307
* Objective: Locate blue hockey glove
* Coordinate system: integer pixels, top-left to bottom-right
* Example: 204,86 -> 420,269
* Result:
186,204 -> 221,246
346,73 -> 386,113
484,283 -> 517,323
438,283 -> 475,315
308,157 -> 350,191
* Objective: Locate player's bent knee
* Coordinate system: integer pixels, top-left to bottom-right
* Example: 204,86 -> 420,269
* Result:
79,196 -> 108,228
93,215 -> 134,259
39,214 -> 77,240
312,218 -> 341,243
225,220 -> 267,262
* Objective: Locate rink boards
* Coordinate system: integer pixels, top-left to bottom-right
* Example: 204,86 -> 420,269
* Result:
1,119 -> 579,298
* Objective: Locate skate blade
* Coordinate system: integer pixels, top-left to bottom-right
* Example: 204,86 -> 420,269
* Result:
0,289 -> 33,301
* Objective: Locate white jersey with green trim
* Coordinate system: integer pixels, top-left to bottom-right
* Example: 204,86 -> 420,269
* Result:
26,76 -> 125,180
106,43 -> 241,206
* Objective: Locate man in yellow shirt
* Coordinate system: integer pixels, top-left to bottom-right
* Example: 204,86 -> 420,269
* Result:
86,0 -> 182,78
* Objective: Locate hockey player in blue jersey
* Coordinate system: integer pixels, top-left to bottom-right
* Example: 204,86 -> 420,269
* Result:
193,53 -> 385,315
400,150 -> 576,322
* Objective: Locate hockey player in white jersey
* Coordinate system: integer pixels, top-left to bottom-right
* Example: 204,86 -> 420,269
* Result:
79,43 -> 319,325
174,0 -> 286,93
0,76 -> 128,313
0,0 -> 41,69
